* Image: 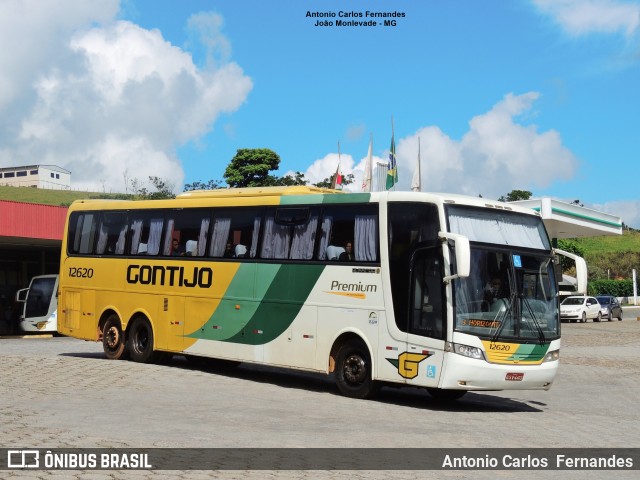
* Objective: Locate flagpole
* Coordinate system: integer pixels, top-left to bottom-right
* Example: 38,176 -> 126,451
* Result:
412,137 -> 422,192
386,116 -> 398,191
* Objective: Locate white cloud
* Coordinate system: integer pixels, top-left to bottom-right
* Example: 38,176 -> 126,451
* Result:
0,1 -> 252,192
397,92 -> 578,198
304,93 -> 579,198
532,0 -> 640,36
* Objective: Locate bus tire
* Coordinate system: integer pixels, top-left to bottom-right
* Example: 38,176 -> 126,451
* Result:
335,339 -> 378,399
127,317 -> 158,363
427,388 -> 467,402
102,315 -> 127,360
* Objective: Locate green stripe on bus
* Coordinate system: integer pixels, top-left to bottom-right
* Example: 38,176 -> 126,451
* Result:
509,343 -> 549,362
225,264 -> 325,345
279,193 -> 371,205
187,263 -> 325,345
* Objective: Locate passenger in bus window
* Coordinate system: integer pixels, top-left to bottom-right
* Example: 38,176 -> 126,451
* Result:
234,244 -> 247,258
224,242 -> 234,258
171,238 -> 185,256
339,242 -> 354,261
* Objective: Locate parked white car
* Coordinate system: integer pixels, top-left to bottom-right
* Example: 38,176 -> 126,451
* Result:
560,295 -> 602,323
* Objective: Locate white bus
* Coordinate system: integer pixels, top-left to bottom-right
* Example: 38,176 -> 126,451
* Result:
16,274 -> 59,333
58,187 -> 585,400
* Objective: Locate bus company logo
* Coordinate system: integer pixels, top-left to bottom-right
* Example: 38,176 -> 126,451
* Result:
386,351 -> 433,379
126,264 -> 213,288
7,450 -> 39,468
325,280 -> 377,300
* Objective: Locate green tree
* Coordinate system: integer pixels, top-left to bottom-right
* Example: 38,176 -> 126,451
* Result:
183,179 -> 225,191
498,189 -> 532,202
223,148 -> 282,188
130,176 -> 175,200
276,171 -> 308,186
314,173 -> 355,189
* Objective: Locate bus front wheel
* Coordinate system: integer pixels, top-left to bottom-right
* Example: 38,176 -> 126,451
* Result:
335,340 -> 378,399
127,317 -> 158,363
102,315 -> 127,360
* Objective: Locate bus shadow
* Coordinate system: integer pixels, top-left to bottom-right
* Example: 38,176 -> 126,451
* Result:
172,356 -> 543,413
59,352 -> 543,413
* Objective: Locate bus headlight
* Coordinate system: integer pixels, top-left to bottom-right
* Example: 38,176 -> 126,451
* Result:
543,349 -> 560,363
450,343 -> 486,361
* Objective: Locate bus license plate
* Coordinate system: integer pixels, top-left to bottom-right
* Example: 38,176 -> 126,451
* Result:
506,372 -> 524,381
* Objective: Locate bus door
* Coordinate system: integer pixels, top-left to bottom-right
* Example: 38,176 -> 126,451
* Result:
404,247 -> 446,388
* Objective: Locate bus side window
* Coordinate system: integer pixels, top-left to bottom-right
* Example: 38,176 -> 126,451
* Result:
163,209 -> 211,257
317,205 -> 379,262
96,212 -> 128,255
129,214 -> 164,256
209,208 -> 263,259
69,212 -> 99,255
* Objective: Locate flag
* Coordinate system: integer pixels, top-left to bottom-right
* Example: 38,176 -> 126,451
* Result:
361,135 -> 373,192
330,162 -> 341,189
330,143 -> 342,189
386,127 -> 398,190
411,137 -> 421,192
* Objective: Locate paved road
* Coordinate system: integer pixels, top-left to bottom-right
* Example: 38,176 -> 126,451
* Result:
1,314 -> 639,479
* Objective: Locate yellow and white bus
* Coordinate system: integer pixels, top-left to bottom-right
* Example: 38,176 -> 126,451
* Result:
58,186 -> 585,400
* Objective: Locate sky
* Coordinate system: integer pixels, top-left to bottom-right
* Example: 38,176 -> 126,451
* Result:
1,0 -> 639,226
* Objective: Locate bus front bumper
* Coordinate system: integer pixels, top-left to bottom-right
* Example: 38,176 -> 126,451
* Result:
439,353 -> 559,391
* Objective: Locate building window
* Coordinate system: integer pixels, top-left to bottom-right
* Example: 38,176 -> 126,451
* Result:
4,172 -> 15,178
56,174 -> 60,179
51,173 -> 55,178
30,170 -> 38,175
17,171 -> 27,177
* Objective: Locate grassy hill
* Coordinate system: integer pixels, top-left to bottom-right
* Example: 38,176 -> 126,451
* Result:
571,230 -> 640,280
0,185 -> 129,206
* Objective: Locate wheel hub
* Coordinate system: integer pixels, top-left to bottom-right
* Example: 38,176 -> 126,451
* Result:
344,354 -> 366,384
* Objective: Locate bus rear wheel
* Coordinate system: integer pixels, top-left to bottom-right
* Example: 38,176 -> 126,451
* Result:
335,340 -> 378,399
127,317 -> 159,363
102,315 -> 127,360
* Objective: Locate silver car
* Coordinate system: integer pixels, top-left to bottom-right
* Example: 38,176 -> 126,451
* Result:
560,296 -> 603,323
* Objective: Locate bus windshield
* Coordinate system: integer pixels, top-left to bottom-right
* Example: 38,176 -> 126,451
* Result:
453,249 -> 559,342
447,205 -> 558,342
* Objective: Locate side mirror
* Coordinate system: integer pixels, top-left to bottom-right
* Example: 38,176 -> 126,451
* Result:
439,232 -> 470,283
15,287 -> 29,303
553,248 -> 588,295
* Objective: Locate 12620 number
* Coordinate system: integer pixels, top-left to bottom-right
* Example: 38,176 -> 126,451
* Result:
69,267 -> 94,278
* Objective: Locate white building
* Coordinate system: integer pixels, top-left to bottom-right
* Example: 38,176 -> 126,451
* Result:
0,165 -> 71,190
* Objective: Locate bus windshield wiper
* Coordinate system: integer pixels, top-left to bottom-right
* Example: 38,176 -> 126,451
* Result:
521,295 -> 546,345
491,292 -> 516,343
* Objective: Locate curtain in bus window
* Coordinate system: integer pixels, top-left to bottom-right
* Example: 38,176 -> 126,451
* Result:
354,215 -> 377,261
317,216 -> 333,260
250,217 -> 261,258
130,219 -> 143,254
198,218 -> 210,256
448,210 -> 547,249
147,218 -> 163,255
115,225 -> 127,255
261,215 -> 290,259
290,215 -> 318,260
209,217 -> 231,257
96,223 -> 109,254
78,214 -> 96,254
162,218 -> 175,256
